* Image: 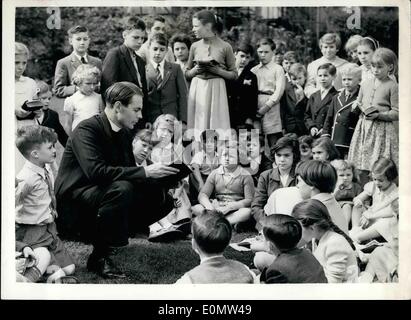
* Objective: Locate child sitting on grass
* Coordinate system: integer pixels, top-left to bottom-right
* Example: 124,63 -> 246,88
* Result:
175,212 -> 258,283
15,125 -> 77,283
192,140 -> 255,227
259,214 -> 327,283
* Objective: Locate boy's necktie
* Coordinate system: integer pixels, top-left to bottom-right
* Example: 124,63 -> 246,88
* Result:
131,52 -> 142,87
80,56 -> 87,64
156,63 -> 163,89
44,169 -> 58,218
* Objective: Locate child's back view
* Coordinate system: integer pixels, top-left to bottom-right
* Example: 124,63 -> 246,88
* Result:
175,212 -> 257,284
260,214 -> 327,283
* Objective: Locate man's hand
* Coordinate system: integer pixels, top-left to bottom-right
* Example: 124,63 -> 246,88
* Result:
310,127 -> 319,137
144,163 -> 179,178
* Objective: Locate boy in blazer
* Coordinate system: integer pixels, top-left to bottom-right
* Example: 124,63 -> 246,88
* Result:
226,43 -> 258,130
322,63 -> 362,159
53,25 -> 102,98
145,33 -> 187,124
304,63 -> 338,137
101,17 -> 148,120
280,63 -> 308,136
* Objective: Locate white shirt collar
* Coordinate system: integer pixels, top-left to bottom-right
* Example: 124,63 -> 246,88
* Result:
216,165 -> 244,178
24,160 -> 47,179
200,255 -> 224,264
105,111 -> 122,132
74,52 -> 88,63
151,59 -> 165,72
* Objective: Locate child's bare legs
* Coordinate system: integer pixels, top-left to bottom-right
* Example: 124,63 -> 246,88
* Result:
18,247 -> 51,282
352,226 -> 381,243
225,208 -> 252,225
341,203 -> 353,227
191,204 -> 206,216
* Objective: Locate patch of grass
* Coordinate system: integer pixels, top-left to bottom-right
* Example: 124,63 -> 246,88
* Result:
64,231 -> 257,284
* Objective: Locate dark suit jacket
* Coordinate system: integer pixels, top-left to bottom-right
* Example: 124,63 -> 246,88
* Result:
304,87 -> 337,131
280,79 -> 308,136
145,61 -> 188,124
101,45 -> 148,116
54,112 -> 147,238
261,248 -> 327,283
226,62 -> 258,128
53,52 -> 102,98
322,88 -> 361,148
40,109 -> 68,147
55,112 -> 146,200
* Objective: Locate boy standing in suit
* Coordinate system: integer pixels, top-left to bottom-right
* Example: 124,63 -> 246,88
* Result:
226,43 -> 258,130
101,17 -> 148,118
53,25 -> 102,98
145,33 -> 187,124
304,63 -> 337,137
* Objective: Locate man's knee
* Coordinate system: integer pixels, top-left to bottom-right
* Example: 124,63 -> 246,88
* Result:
108,181 -> 135,203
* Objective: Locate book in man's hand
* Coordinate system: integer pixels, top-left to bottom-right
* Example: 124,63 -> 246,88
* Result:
153,162 -> 193,188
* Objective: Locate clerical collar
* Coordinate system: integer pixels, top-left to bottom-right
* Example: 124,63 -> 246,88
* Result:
105,111 -> 122,132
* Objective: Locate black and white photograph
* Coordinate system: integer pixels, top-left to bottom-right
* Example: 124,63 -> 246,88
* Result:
2,0 -> 410,300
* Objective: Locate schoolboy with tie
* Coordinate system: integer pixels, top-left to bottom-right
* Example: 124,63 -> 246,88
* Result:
322,63 -> 362,159
145,33 -> 188,125
304,63 -> 338,138
53,25 -> 102,98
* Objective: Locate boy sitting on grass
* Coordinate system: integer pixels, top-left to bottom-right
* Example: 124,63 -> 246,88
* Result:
259,214 -> 327,283
175,212 -> 258,284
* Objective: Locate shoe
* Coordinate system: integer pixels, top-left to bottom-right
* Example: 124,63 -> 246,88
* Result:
148,226 -> 185,243
174,221 -> 192,235
87,254 -> 126,279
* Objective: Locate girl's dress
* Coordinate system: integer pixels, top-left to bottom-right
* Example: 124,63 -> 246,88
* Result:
348,77 -> 399,171
186,36 -> 236,140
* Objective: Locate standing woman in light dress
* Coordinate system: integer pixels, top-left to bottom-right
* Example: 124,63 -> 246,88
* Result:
185,10 -> 237,141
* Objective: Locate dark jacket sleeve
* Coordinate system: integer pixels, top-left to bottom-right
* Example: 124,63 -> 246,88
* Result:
101,49 -> 119,99
304,95 -> 317,130
261,267 -> 288,284
322,98 -> 336,136
176,65 -> 188,123
251,170 -> 270,225
50,110 -> 68,147
71,123 -> 146,184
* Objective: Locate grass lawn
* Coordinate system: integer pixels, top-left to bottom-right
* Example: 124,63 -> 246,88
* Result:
64,231 -> 257,284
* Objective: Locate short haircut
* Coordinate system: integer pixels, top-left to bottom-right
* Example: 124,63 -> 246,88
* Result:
67,25 -> 88,37
319,33 -> 342,50
283,51 -> 296,62
330,159 -> 358,182
146,15 -> 166,30
317,63 -> 337,76
312,136 -> 340,161
289,63 -> 307,77
262,214 -> 302,252
149,33 -> 168,48
170,33 -> 191,52
105,81 -> 143,107
270,136 -> 300,167
371,157 -> 398,182
340,62 -> 362,79
344,34 -> 363,52
296,160 -> 337,193
16,125 -> 57,159
71,64 -> 101,86
36,80 -> 51,95
298,135 -> 314,148
192,212 -> 232,254
134,128 -> 155,146
236,42 -> 254,56
15,42 -> 30,58
257,37 -> 276,51
123,16 -> 146,32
